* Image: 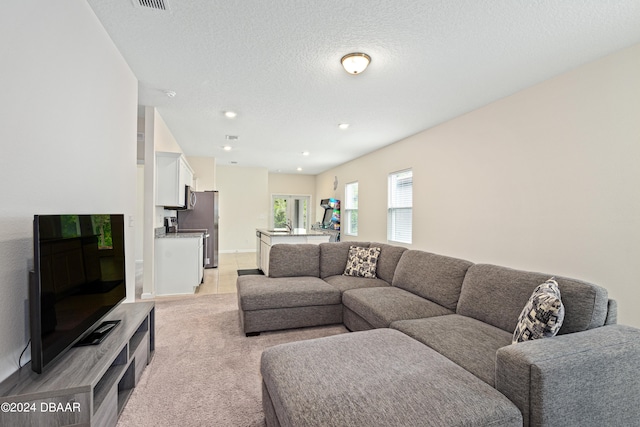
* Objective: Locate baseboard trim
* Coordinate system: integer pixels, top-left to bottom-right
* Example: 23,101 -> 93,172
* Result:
220,249 -> 257,254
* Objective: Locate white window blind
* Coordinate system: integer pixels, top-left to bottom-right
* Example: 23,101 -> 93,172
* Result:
344,182 -> 358,236
388,169 -> 412,244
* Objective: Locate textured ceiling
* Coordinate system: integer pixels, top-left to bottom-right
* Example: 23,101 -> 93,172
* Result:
88,0 -> 640,175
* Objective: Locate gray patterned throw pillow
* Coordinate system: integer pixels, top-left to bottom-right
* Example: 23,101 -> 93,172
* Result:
512,278 -> 565,344
343,246 -> 381,279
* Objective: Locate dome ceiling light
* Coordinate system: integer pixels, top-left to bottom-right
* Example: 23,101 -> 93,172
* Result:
341,53 -> 371,75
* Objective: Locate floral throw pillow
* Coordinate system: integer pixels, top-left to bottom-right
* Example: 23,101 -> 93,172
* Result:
343,246 -> 381,279
512,278 -> 565,344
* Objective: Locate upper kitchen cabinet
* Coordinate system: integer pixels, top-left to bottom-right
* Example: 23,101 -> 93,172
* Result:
156,152 -> 194,207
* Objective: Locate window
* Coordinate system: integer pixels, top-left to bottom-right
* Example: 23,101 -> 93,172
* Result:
344,182 -> 358,236
388,169 -> 412,244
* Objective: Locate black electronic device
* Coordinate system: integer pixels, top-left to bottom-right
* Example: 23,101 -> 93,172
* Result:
30,214 -> 127,373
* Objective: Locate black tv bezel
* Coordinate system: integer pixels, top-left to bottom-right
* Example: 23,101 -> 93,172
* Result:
29,214 -> 127,374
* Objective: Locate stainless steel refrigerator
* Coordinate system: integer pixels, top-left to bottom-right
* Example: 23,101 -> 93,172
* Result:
177,191 -> 219,268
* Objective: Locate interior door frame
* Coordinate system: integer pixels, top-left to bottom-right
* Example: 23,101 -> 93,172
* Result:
270,194 -> 312,231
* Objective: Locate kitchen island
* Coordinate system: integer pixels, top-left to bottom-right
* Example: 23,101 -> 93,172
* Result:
256,228 -> 331,276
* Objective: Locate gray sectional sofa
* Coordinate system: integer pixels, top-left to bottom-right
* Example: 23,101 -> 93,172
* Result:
236,242 -> 640,427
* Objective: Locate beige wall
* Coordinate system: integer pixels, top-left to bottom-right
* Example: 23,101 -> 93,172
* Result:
317,44 -> 640,327
187,156 -> 216,191
217,166 -> 269,252
153,110 -> 183,153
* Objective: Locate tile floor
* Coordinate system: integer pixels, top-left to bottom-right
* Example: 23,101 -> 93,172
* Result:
197,252 -> 257,295
135,251 -> 257,299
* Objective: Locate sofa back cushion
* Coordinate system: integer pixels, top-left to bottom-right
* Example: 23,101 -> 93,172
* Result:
369,243 -> 408,284
269,244 -> 319,278
457,264 -> 609,335
319,242 -> 370,278
392,250 -> 473,311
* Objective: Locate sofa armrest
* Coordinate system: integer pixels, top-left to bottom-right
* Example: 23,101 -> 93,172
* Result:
269,244 -> 320,278
496,324 -> 640,427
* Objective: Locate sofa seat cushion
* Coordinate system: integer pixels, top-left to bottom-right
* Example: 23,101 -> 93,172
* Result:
342,287 -> 453,329
237,275 -> 340,311
324,274 -> 390,293
457,264 -> 609,335
391,314 -> 512,387
392,250 -> 473,311
261,328 -> 522,427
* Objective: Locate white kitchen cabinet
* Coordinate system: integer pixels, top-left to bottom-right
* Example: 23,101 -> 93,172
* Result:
155,152 -> 194,207
155,235 -> 203,296
260,238 -> 271,276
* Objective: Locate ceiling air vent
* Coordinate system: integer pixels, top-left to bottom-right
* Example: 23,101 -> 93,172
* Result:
131,0 -> 170,12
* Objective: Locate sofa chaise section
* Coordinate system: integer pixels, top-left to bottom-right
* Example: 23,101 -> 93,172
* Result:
237,244 -> 341,335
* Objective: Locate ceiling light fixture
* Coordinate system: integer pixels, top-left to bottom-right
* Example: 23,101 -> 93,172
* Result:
302,151 -> 310,156
223,145 -> 232,151
164,90 -> 176,97
224,111 -> 237,119
338,123 -> 350,130
297,167 -> 302,172
341,53 -> 371,75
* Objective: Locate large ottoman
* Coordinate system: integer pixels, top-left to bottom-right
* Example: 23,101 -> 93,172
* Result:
237,275 -> 342,336
261,328 -> 522,427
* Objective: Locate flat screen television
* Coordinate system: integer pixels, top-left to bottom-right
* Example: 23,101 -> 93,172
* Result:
30,214 -> 127,374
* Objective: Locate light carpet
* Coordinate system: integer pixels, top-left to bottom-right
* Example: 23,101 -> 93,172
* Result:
117,293 -> 348,427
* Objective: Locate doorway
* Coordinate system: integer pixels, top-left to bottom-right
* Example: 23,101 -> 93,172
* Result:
271,195 -> 311,231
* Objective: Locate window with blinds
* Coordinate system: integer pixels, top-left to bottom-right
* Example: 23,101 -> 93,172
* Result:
388,169 -> 412,244
344,182 -> 358,236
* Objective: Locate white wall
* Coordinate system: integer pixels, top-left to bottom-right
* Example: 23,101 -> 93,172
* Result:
135,165 -> 145,263
217,166 -> 269,252
0,1 -> 138,381
317,44 -> 640,327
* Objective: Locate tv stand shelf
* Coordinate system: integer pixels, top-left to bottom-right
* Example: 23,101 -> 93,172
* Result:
0,301 -> 154,427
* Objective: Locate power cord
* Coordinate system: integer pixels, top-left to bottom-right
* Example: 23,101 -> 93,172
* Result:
18,339 -> 31,369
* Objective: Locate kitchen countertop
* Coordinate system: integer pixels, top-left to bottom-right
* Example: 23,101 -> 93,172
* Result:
257,228 -> 330,237
157,232 -> 205,239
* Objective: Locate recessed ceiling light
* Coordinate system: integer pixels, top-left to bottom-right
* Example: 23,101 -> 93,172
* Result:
164,90 -> 176,97
223,145 -> 232,151
224,111 -> 237,119
230,161 -> 238,164
338,123 -> 350,130
341,53 -> 371,75
302,151 -> 310,156
297,167 -> 302,172
225,135 -> 239,140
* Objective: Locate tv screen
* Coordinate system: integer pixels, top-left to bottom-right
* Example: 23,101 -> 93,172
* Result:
30,214 -> 126,373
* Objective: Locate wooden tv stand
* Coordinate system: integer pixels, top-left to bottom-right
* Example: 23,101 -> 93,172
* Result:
0,301 -> 154,427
